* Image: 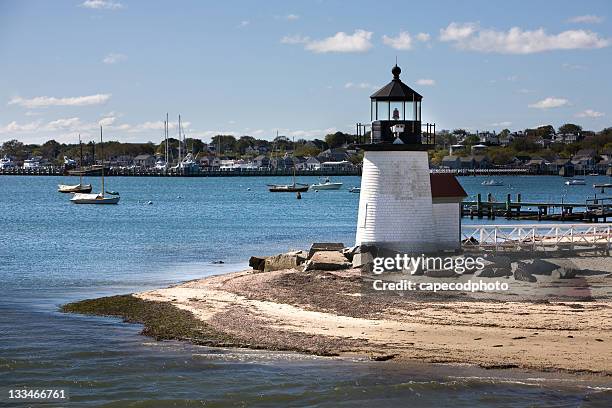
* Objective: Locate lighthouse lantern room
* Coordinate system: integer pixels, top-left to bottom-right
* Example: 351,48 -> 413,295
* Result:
355,65 -> 466,254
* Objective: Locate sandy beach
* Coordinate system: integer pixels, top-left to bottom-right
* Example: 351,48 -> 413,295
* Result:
64,258 -> 612,376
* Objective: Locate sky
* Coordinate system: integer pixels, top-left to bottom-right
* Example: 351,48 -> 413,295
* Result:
0,0 -> 611,145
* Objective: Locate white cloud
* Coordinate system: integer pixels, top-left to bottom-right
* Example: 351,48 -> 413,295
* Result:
285,14 -> 299,21
491,121 -> 513,127
47,117 -> 82,130
103,53 -> 127,64
0,121 -> 41,133
416,32 -> 431,42
439,22 -> 610,54
562,62 -> 586,70
344,82 -> 378,90
416,79 -> 436,86
568,15 -> 604,24
576,109 -> 604,118
80,0 -> 123,10
8,94 -> 111,108
280,34 -> 310,44
283,29 -> 373,53
382,31 -> 413,50
238,20 -> 249,28
528,97 -> 569,109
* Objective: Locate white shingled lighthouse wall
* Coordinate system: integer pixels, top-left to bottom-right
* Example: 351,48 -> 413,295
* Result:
355,150 -> 438,253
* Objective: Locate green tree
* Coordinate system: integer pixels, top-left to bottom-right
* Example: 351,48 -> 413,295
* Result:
558,123 -> 582,135
325,131 -> 352,148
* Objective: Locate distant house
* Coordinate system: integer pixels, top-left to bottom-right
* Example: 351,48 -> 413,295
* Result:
304,157 -> 321,170
133,154 -> 156,168
460,155 -> 489,169
525,158 -> 547,173
253,155 -> 270,169
318,148 -> 349,162
320,160 -> 353,171
441,155 -> 460,169
554,132 -> 583,144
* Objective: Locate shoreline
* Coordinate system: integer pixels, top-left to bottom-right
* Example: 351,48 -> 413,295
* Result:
62,264 -> 612,376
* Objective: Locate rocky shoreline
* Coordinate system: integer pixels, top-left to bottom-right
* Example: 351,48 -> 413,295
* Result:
63,244 -> 612,376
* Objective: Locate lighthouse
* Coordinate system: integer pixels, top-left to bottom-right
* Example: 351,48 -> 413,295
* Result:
355,65 -> 466,254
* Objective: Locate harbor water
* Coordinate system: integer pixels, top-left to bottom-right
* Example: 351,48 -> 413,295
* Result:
1,175 -> 611,407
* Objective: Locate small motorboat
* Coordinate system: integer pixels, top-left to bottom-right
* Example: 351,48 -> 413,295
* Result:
268,183 -> 310,193
71,193 -> 120,204
349,187 -> 361,193
481,179 -> 504,186
588,173 -> 599,176
58,183 -> 93,193
310,177 -> 343,191
565,178 -> 586,186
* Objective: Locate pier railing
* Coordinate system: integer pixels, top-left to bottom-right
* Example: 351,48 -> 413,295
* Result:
461,223 -> 612,251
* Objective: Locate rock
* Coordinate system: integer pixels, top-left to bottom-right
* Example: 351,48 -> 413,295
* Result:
264,251 -> 307,272
424,269 -> 460,278
476,266 -> 511,278
343,244 -> 379,261
551,267 -> 577,279
308,243 -> 345,259
513,263 -> 537,282
303,251 -> 351,271
352,251 -> 374,269
249,256 -> 267,272
516,259 -> 558,276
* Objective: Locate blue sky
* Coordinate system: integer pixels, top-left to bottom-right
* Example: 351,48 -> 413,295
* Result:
0,0 -> 611,144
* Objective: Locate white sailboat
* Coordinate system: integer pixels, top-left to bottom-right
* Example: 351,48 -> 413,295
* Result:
71,126 -> 120,204
58,135 -> 93,193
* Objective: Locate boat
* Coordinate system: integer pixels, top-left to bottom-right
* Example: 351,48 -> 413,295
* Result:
565,178 -> 586,186
23,158 -> 40,169
70,126 -> 120,205
0,155 -> 16,169
268,134 -> 309,193
58,136 -> 92,193
349,187 -> 361,193
70,192 -> 120,204
588,173 -> 599,176
268,183 -> 310,192
310,177 -> 343,191
481,179 -> 504,186
171,115 -> 200,173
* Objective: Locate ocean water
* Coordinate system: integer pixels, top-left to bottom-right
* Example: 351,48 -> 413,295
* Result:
1,175 -> 611,407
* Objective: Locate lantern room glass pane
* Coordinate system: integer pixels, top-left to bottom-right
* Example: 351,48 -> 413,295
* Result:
376,101 -> 389,121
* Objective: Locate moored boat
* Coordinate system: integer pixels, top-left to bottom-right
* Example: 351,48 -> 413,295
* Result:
268,183 -> 310,193
70,126 -> 120,205
349,186 -> 361,193
481,179 -> 504,186
565,178 -> 586,186
310,177 -> 343,191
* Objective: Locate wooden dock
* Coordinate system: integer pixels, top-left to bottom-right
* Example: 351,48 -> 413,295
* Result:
462,193 -> 612,222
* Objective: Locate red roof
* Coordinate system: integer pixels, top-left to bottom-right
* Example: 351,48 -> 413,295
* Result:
430,174 -> 467,198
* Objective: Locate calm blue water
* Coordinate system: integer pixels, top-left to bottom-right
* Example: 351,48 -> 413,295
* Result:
1,175 -> 611,407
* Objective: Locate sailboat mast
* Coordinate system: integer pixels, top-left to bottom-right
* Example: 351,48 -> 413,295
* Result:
100,126 -> 104,196
79,134 -> 83,185
292,136 -> 296,186
165,112 -> 169,165
178,114 -> 182,165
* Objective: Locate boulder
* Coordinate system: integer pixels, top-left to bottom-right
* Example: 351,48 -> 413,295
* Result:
308,243 -> 345,259
264,251 -> 307,272
551,267 -> 577,279
513,263 -> 537,282
249,256 -> 267,272
303,251 -> 351,271
476,266 -> 511,278
517,259 -> 558,276
424,269 -> 460,278
352,251 -> 374,269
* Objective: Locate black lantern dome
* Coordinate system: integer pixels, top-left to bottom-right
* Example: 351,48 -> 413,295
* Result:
368,64 -> 424,146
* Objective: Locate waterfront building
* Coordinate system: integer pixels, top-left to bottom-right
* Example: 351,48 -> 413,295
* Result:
355,65 -> 466,253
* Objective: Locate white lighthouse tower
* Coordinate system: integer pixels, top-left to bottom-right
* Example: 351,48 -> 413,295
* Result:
356,65 -> 460,254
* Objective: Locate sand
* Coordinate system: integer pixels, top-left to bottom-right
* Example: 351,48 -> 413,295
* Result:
134,265 -> 612,375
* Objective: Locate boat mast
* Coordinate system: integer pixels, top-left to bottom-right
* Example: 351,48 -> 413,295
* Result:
100,126 -> 104,197
79,134 -> 83,186
178,114 -> 182,166
292,136 -> 296,186
165,112 -> 169,166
